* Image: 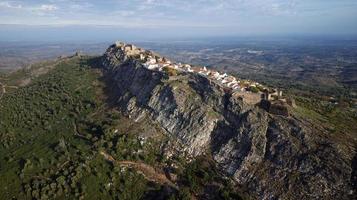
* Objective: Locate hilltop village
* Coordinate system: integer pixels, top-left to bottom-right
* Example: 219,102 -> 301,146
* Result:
115,42 -> 296,115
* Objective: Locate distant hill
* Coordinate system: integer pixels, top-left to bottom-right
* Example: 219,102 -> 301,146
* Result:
0,42 -> 108,72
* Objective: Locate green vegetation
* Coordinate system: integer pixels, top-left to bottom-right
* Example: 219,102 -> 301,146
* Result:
248,86 -> 259,93
294,96 -> 357,139
163,66 -> 178,76
176,157 -> 245,200
0,57 -> 161,199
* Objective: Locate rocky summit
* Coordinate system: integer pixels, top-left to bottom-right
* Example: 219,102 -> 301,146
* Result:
101,42 -> 355,199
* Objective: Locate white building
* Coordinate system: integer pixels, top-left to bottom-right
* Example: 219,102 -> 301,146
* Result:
199,71 -> 206,75
148,58 -> 156,64
213,72 -> 221,79
221,79 -> 229,84
147,64 -> 159,70
140,54 -> 145,60
227,81 -> 237,87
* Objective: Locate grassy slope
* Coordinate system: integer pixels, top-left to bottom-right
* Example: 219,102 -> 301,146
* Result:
291,95 -> 357,160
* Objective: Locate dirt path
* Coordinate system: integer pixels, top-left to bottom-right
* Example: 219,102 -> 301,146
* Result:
72,122 -> 90,141
0,83 -> 20,100
100,151 -> 177,189
0,76 -> 20,100
0,82 -> 5,100
6,86 -> 18,89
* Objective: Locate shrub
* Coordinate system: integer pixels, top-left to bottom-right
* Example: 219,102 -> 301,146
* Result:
162,67 -> 178,76
249,86 -> 259,93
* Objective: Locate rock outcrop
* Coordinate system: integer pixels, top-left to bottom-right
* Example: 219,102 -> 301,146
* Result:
101,43 -> 355,200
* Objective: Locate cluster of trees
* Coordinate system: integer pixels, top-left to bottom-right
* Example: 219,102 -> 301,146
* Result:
21,159 -> 89,199
177,157 -> 244,200
0,58 -> 98,147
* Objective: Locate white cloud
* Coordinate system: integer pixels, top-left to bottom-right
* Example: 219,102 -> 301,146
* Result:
0,1 -> 23,9
0,1 -> 58,12
70,4 -> 89,10
38,4 -> 58,11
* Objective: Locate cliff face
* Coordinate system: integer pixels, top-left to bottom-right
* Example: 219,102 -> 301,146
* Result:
101,44 -> 354,199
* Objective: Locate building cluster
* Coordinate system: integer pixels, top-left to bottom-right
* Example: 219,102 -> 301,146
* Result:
115,41 -> 147,57
116,41 -> 292,106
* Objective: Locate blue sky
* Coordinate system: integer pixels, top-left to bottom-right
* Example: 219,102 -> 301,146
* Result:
0,0 -> 356,41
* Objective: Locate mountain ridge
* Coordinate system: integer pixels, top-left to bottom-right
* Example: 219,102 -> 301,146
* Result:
100,42 -> 355,199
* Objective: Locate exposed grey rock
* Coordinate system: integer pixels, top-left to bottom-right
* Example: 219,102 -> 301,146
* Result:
101,43 -> 355,200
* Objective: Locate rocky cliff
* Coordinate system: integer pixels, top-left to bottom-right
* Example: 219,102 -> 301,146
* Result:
101,43 -> 355,199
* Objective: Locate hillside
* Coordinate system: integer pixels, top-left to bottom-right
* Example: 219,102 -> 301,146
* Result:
0,42 -> 356,200
0,55 -> 244,200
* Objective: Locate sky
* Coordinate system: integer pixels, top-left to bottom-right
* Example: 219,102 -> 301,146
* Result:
0,0 -> 356,41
